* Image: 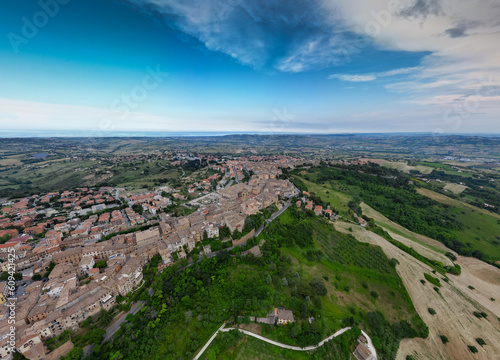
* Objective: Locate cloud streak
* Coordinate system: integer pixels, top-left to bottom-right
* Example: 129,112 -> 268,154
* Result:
328,67 -> 420,82
127,0 -> 363,72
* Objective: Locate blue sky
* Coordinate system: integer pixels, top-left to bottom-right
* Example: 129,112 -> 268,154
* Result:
0,0 -> 499,134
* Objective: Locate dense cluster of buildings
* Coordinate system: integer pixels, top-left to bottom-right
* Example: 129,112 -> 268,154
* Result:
0,158 -> 301,359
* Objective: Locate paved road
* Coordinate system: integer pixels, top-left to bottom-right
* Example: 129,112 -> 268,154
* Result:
254,201 -> 291,237
192,323 -> 226,360
195,324 -> 377,358
83,301 -> 145,357
103,301 -> 144,342
157,161 -> 168,170
221,326 -> 351,351
232,166 -> 239,184
121,209 -> 131,227
361,330 -> 377,358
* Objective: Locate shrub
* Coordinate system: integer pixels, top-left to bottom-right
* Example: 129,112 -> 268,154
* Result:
476,338 -> 486,346
433,287 -> 440,293
370,291 -> 379,299
468,285 -> 475,290
420,279 -> 426,285
428,308 -> 436,315
389,258 -> 399,267
424,273 -> 441,287
445,252 -> 457,261
440,335 -> 449,344
468,345 -> 478,354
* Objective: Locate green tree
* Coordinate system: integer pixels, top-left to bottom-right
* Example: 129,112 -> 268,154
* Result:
468,345 -> 478,353
440,335 -> 449,344
98,309 -> 113,327
31,274 -> 42,281
88,328 -> 106,345
94,261 -> 107,269
62,347 -> 83,360
476,338 -> 486,346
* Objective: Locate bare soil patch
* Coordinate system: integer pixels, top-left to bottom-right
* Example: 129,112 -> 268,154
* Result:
236,323 -> 263,335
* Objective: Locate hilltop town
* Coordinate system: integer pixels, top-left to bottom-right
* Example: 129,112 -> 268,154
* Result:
0,156 -> 309,359
0,139 -> 498,360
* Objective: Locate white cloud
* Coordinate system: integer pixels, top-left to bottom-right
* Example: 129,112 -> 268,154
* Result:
0,98 -> 178,132
129,0 -> 361,72
328,66 -> 420,82
329,0 -> 500,97
328,74 -> 377,82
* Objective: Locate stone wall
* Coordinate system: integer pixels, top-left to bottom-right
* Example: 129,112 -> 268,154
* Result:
45,340 -> 74,360
232,229 -> 255,247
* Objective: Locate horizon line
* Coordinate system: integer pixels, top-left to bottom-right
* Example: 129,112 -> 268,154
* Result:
1,130 -> 500,138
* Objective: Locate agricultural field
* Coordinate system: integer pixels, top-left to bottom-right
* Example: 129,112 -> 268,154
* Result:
292,165 -> 500,264
443,183 -> 468,194
360,203 -> 451,259
416,189 -> 500,258
264,209 -> 426,341
382,161 -> 434,175
0,157 -> 183,198
334,221 -> 500,360
293,176 -> 353,219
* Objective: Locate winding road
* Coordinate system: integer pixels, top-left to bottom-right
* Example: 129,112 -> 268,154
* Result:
193,324 -> 377,359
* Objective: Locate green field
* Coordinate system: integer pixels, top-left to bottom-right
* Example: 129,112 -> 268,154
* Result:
202,332 -> 314,360
0,158 -> 182,198
261,208 -> 426,348
293,165 -> 500,263
417,188 -> 500,260
293,176 -> 353,218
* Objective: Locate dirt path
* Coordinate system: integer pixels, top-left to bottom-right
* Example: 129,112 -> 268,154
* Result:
335,222 -> 500,360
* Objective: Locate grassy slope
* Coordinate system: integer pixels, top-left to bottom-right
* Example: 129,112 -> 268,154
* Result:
201,209 -> 423,360
360,203 -> 449,256
272,210 -> 421,331
202,334 -> 314,360
417,188 -> 500,260
297,166 -> 500,263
